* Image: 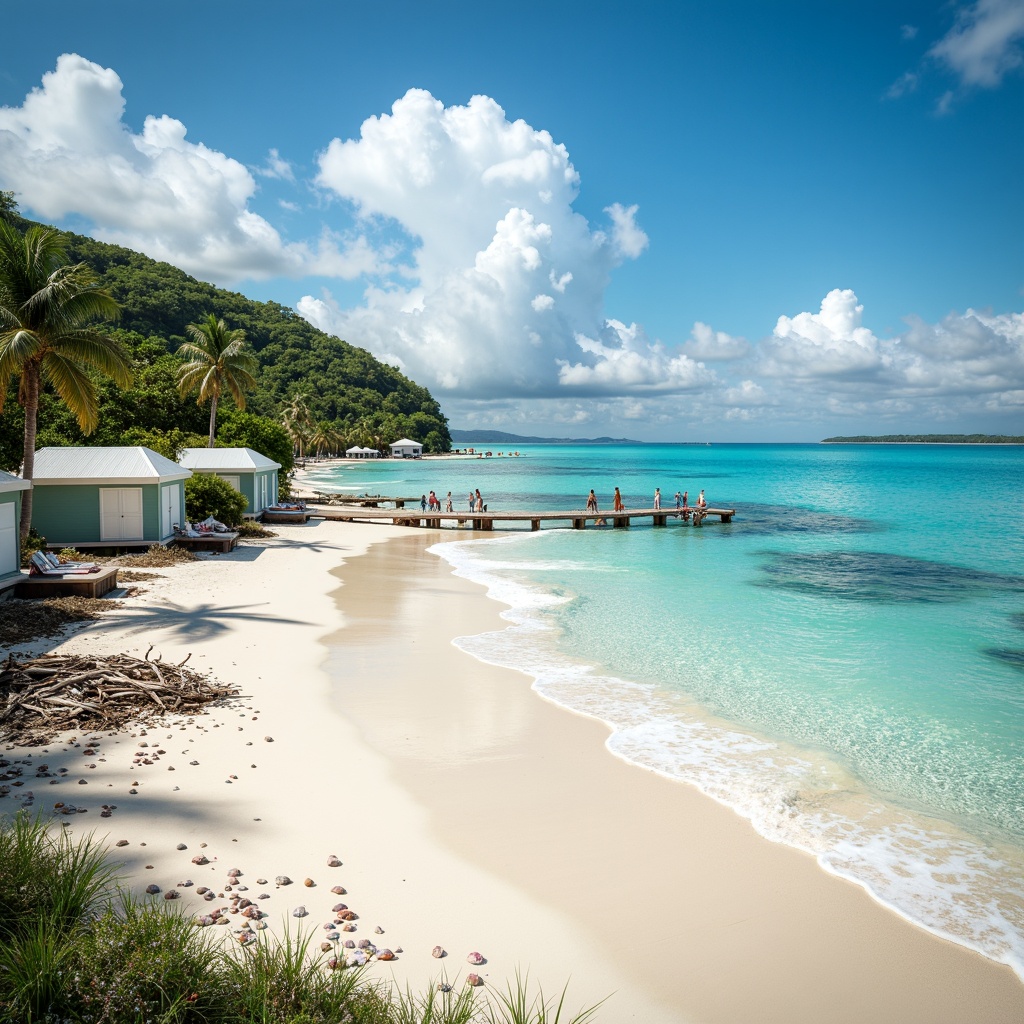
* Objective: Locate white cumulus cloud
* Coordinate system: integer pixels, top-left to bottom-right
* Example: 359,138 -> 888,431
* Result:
305,88 -> 651,397
929,0 -> 1024,88
0,54 -> 374,284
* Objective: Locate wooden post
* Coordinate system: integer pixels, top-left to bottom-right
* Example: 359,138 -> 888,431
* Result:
531,519 -> 540,531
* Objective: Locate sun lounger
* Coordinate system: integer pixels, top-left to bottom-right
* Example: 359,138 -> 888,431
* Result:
29,552 -> 100,576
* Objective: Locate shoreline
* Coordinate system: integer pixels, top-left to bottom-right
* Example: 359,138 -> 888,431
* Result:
3,521 -> 1023,1022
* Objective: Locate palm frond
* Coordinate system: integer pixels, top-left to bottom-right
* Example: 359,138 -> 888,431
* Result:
40,351 -> 100,433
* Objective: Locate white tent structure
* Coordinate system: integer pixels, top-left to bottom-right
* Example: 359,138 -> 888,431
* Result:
345,446 -> 381,459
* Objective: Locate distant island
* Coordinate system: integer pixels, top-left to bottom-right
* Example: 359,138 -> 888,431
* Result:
821,434 -> 1024,444
450,429 -> 644,445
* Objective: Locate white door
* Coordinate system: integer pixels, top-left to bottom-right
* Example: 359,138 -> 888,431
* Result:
100,488 -> 144,541
160,483 -> 181,538
0,501 -> 17,576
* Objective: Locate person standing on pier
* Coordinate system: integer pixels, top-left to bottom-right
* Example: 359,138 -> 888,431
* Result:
445,492 -> 453,512
613,487 -> 624,512
475,488 -> 484,512
674,491 -> 682,509
697,489 -> 706,508
681,490 -> 690,521
420,494 -> 427,512
654,487 -> 661,510
468,490 -> 475,511
586,490 -> 599,512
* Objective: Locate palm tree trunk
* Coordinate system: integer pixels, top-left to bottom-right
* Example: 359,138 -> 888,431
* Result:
208,394 -> 218,447
19,362 -> 40,546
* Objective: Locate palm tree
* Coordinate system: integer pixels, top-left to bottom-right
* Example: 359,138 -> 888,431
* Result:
0,222 -> 133,543
308,420 -> 342,458
281,392 -> 314,459
176,314 -> 259,447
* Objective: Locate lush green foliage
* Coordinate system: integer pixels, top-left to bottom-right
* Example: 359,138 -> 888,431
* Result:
821,434 -> 1024,444
0,218 -> 451,469
217,409 -> 295,475
184,473 -> 248,526
0,814 -> 602,1024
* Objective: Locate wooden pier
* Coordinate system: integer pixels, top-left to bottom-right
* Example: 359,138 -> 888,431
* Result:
307,504 -> 735,531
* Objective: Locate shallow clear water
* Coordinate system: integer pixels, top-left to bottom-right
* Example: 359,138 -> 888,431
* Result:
306,443 -> 1024,976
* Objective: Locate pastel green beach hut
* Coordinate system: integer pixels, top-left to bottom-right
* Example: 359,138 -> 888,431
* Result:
29,447 -> 191,549
178,448 -> 281,516
0,470 -> 31,591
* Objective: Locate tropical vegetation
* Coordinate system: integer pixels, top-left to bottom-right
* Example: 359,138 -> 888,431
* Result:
0,220 -> 133,542
0,211 -> 452,477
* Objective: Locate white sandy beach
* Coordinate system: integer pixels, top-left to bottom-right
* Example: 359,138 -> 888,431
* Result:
3,519 -> 1024,1023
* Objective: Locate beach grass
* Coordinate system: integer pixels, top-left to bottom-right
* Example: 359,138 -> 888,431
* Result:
0,813 -> 603,1024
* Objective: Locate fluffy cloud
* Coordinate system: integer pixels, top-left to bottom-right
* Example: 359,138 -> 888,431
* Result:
304,89 -> 651,397
683,321 -> 751,361
758,289 -> 889,379
929,0 -> 1024,88
0,54 -> 372,283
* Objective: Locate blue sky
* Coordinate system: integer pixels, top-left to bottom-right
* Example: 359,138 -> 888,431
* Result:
1,0 -> 1022,440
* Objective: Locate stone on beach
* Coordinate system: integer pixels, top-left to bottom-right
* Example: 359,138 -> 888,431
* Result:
466,951 -> 486,965
145,884 -> 160,894
327,854 -> 341,866
432,945 -> 446,958
275,875 -> 291,885
466,973 -> 483,987
330,884 -> 346,894
292,906 -> 307,917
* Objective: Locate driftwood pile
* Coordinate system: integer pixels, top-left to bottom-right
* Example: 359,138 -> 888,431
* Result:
0,646 -> 238,743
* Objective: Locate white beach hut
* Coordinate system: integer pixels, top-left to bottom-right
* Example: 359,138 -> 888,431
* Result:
345,445 -> 364,459
389,438 -> 423,459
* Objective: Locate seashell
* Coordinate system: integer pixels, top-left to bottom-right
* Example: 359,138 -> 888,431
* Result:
196,886 -> 209,895
176,843 -> 187,850
256,878 -> 268,884
217,916 -> 230,925
395,947 -> 403,954
258,893 -> 270,900
239,898 -> 252,908
377,949 -> 395,961
326,931 -> 340,941
264,736 -> 274,742
348,950 -> 367,966
374,926 -> 383,934
164,890 -> 180,900
344,939 -> 356,949
181,879 -> 193,887
466,973 -> 483,987
275,875 -> 291,886
236,885 -> 248,891
243,906 -> 261,920
303,878 -> 314,887
357,938 -> 372,949
145,884 -> 160,894
204,892 -> 216,901
438,983 -> 452,993
321,941 -> 332,952
327,855 -> 341,867
227,868 -> 241,877
467,952 -> 486,965
332,903 -> 348,913
330,885 -> 346,895
342,923 -> 356,932
337,909 -> 357,921
254,920 -> 267,930
292,906 -> 307,918
192,855 -> 208,865
432,946 -> 446,958
196,914 -> 214,926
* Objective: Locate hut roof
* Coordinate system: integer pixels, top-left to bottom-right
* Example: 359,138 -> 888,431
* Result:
0,469 -> 30,494
389,438 -> 421,448
30,447 -> 192,486
178,447 -> 281,472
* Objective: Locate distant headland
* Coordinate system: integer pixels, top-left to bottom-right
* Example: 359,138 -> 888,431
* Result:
450,429 -> 645,445
821,434 -> 1024,444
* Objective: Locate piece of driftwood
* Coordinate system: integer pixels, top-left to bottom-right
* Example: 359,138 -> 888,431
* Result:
0,646 -> 238,743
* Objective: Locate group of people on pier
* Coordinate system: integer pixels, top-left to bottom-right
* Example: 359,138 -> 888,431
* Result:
587,487 -> 706,516
421,489 -> 485,513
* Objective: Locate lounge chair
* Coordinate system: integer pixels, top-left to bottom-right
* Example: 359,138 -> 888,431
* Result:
42,551 -> 98,570
29,552 -> 99,576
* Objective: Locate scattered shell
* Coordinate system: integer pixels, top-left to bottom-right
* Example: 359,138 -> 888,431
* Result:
438,983 -> 452,993
374,925 -> 384,934
258,893 -> 270,900
327,957 -> 340,970
227,868 -> 241,877
145,884 -> 160,894
264,736 -> 274,742
337,909 -> 357,921
115,840 -> 129,847
357,938 -> 373,949
348,950 -> 367,966
196,886 -> 209,895
344,939 -> 356,949
326,931 -> 340,941
321,941 -> 332,952
196,914 -> 215,927
332,903 -> 348,913
327,855 -> 341,867
377,949 -> 395,961
342,923 -> 356,932
432,946 -> 446,959
292,906 -> 307,918
330,885 -> 346,895
466,973 -> 483,987
467,952 -> 486,965
256,878 -> 268,884
275,875 -> 292,886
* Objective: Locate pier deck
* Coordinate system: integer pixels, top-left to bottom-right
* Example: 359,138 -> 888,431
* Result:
308,505 -> 735,531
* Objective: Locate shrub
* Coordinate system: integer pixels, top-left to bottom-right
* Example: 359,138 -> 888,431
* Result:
184,473 -> 247,526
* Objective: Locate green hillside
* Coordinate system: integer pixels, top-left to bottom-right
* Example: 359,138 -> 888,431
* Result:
0,218 -> 450,470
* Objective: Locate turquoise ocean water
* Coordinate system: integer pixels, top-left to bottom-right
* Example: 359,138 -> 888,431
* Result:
305,444 -> 1024,977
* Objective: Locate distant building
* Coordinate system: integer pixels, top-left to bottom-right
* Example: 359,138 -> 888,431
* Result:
345,446 -> 381,459
389,438 -> 423,459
